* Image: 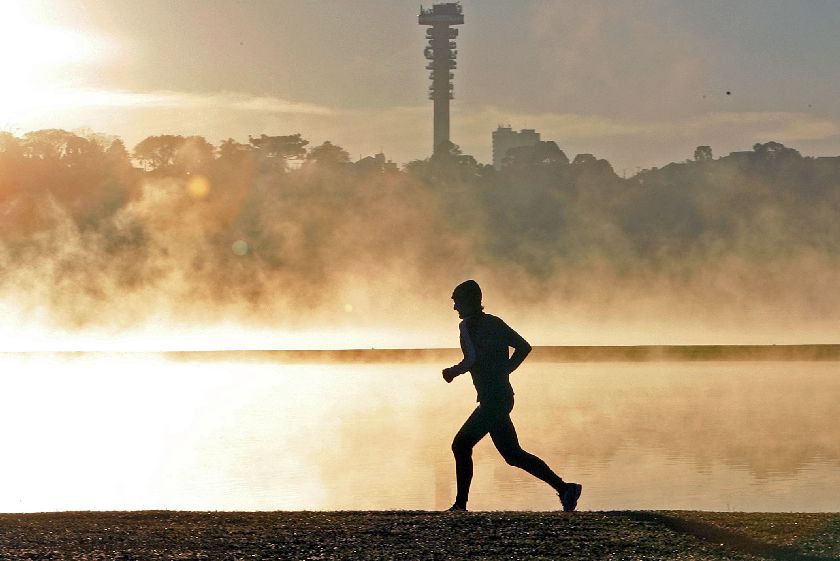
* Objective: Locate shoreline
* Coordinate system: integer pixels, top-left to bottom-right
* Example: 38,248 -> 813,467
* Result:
171,344 -> 840,363
4,344 -> 840,363
1,510 -> 838,560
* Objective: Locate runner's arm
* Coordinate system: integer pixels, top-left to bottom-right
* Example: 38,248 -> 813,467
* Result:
443,321 -> 476,381
502,320 -> 531,374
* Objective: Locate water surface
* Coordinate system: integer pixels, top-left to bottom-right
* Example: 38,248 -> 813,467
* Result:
1,354 -> 838,512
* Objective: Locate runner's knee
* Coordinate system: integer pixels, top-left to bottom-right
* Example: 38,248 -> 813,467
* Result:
500,447 -> 528,468
452,435 -> 473,457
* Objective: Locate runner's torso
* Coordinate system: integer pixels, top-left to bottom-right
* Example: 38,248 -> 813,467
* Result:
461,313 -> 522,402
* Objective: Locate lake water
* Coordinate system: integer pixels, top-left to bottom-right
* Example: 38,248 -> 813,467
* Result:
1,354 -> 838,513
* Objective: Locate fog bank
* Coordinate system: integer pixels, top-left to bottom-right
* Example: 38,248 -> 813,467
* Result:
1,131 -> 839,348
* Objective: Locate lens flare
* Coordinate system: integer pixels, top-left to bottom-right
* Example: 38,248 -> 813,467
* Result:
232,240 -> 249,256
187,175 -> 211,199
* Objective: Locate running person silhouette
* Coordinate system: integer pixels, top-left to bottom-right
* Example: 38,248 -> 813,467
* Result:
442,280 -> 582,512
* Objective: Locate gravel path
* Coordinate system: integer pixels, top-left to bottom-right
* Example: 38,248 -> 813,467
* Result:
1,511 -> 838,560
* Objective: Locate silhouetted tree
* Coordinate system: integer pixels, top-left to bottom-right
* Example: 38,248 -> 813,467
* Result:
694,145 -> 713,161
306,141 -> 350,166
248,133 -> 309,169
503,141 -> 569,167
429,141 -> 479,178
753,141 -> 800,160
572,154 -> 596,166
571,153 -> 615,176
133,135 -> 185,170
218,138 -> 253,162
0,133 -> 24,201
535,141 -> 569,166
174,135 -> 214,172
403,158 -> 430,175
106,138 -> 129,159
104,138 -> 131,169
433,140 -> 462,159
0,132 -> 23,159
22,129 -> 89,163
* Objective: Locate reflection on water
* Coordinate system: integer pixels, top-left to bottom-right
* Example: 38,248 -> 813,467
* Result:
0,354 -> 838,512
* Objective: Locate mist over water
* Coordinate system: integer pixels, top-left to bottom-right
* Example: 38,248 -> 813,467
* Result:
1,354 -> 838,512
1,132 -> 840,346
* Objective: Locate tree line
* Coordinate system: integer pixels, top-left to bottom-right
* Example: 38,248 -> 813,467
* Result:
1,127 -> 839,323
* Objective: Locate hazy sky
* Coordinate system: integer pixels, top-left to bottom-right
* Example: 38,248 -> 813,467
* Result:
3,0 -> 840,170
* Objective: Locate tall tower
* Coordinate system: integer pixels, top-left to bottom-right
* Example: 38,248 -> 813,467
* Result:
419,3 -> 464,155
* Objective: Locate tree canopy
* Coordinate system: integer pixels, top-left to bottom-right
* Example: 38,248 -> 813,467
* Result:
2,128 -> 840,328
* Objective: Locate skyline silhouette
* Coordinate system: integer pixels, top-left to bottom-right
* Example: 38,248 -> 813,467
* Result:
3,1 -> 840,172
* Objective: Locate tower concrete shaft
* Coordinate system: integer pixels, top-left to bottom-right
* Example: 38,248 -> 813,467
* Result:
419,3 -> 464,155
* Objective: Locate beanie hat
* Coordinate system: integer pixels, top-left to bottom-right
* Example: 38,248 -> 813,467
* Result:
452,279 -> 482,307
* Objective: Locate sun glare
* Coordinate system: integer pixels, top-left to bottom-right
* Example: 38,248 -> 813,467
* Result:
0,300 -> 430,352
0,3 -> 111,124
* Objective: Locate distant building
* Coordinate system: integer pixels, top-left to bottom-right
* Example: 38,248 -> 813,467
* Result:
492,126 -> 541,169
354,153 -> 398,173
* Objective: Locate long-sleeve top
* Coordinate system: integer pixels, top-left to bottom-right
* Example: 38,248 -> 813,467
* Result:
448,312 -> 532,402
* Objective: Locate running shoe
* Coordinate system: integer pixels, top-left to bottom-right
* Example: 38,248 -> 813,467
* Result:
559,483 -> 582,512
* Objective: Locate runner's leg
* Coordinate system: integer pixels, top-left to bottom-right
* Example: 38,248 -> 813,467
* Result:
488,401 -> 566,492
451,406 -> 490,508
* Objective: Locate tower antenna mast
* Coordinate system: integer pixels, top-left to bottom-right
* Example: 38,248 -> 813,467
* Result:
419,3 -> 464,155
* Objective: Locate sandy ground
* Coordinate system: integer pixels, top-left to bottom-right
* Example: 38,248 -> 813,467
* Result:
0,511 -> 839,560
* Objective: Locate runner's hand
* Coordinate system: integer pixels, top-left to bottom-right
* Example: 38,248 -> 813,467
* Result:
442,368 -> 457,383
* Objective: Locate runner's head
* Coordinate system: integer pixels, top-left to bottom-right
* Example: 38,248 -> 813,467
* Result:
452,279 -> 483,318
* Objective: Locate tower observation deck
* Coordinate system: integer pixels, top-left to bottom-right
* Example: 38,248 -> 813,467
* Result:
419,3 -> 464,155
